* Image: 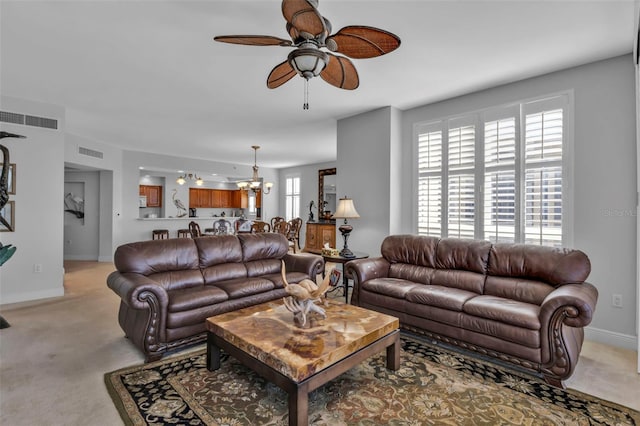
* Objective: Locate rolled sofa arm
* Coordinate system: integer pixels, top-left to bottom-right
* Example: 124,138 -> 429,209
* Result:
537,281 -> 598,385
107,271 -> 170,311
539,281 -> 598,328
283,253 -> 324,279
345,257 -> 391,305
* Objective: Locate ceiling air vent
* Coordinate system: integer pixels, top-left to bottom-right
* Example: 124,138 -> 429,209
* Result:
78,146 -> 104,159
0,110 -> 58,130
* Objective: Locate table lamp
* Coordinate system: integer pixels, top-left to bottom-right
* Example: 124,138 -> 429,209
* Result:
332,196 -> 360,258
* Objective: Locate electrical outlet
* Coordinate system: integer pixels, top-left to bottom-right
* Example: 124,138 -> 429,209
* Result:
611,294 -> 623,308
33,264 -> 43,273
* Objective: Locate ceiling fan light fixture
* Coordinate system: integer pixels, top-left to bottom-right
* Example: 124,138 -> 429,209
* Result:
288,46 -> 328,80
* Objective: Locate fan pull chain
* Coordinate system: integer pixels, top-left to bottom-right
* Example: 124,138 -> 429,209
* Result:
303,79 -> 309,110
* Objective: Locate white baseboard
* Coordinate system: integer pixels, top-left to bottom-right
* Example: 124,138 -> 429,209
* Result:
0,288 -> 65,306
63,254 -> 98,261
98,255 -> 113,262
584,326 -> 638,351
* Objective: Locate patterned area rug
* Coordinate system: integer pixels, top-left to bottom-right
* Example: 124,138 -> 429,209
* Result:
105,335 -> 639,425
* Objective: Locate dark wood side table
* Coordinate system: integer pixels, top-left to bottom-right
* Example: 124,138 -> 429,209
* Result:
321,251 -> 369,303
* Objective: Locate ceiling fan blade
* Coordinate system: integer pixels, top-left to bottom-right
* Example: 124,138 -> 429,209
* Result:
327,26 -> 401,59
267,60 -> 297,89
214,35 -> 292,47
320,54 -> 359,90
282,0 -> 326,40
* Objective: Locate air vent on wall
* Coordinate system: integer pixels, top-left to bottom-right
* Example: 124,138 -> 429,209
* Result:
0,110 -> 58,130
78,146 -> 103,159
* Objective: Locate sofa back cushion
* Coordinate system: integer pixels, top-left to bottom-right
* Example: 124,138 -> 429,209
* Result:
485,243 -> 591,304
238,233 -> 289,277
487,244 -> 590,285
194,235 -> 247,285
382,235 -> 489,294
194,235 -> 243,266
113,238 -> 204,291
381,234 -> 438,267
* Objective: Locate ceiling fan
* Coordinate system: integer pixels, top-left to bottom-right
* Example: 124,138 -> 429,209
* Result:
214,0 -> 401,109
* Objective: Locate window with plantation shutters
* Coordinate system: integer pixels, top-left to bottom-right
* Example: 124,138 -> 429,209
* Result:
416,93 -> 571,247
285,176 -> 300,221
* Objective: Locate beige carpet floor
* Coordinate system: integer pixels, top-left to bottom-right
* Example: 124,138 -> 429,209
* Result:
0,260 -> 639,425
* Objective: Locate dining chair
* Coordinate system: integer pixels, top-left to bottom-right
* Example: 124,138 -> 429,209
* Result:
251,221 -> 271,233
213,219 -> 233,235
188,221 -> 202,238
270,216 -> 285,230
286,218 -> 303,252
272,220 -> 290,238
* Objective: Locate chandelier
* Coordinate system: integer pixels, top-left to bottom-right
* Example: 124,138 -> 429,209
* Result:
176,172 -> 203,186
237,146 -> 273,195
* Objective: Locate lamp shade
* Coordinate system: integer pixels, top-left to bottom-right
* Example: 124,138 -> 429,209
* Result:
288,47 -> 328,80
333,197 -> 360,219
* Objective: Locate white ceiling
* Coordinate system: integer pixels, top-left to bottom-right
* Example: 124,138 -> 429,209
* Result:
0,1 -> 636,169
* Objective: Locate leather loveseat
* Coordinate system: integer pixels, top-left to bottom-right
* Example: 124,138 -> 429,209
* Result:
107,233 -> 324,361
346,234 -> 598,387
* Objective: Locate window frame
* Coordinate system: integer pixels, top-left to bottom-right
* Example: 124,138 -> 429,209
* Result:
412,91 -> 574,247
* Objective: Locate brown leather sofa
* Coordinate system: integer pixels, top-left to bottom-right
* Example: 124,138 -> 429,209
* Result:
346,234 -> 598,387
107,233 -> 324,361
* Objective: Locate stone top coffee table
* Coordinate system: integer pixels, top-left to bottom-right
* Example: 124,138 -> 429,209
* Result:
205,298 -> 400,426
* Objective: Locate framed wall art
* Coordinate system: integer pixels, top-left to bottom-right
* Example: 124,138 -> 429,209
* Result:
0,201 -> 15,232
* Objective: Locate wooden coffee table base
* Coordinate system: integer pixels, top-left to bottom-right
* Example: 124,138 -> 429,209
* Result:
207,329 -> 400,426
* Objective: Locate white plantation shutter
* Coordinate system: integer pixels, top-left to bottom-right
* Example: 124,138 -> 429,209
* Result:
484,117 -> 517,242
523,108 -> 563,245
484,170 -> 516,242
447,123 -> 476,238
416,93 -> 569,247
448,126 -> 475,170
448,174 -> 475,238
417,127 -> 443,236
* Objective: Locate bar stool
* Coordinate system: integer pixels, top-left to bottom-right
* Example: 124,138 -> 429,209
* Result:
177,229 -> 190,238
152,229 -> 169,240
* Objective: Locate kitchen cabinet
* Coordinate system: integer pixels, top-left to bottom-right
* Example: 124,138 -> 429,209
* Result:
189,188 -> 247,209
188,188 -> 211,208
303,222 -> 336,254
139,185 -> 163,208
232,190 -> 248,209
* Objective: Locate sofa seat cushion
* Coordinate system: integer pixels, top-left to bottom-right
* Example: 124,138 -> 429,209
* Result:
459,314 -> 540,349
263,271 -> 310,289
167,286 -> 229,313
214,277 -> 275,299
361,278 -> 421,299
462,295 -> 541,330
406,285 -> 478,311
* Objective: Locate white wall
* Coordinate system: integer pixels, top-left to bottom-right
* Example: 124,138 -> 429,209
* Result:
337,107 -> 404,257
0,96 -> 65,304
337,55 -> 636,348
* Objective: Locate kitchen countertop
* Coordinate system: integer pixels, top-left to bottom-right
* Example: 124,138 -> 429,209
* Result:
137,216 -> 245,221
